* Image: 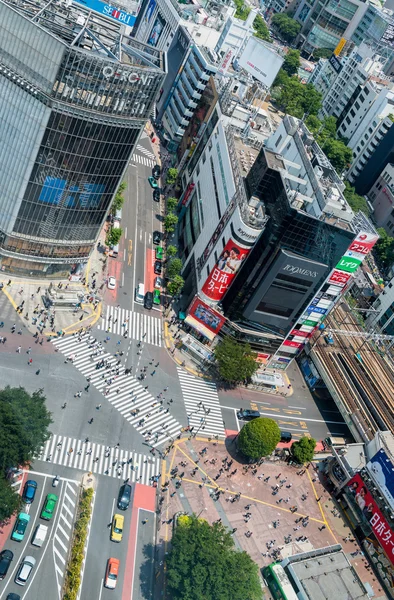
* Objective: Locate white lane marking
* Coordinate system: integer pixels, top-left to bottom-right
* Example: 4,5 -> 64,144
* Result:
288,406 -> 307,410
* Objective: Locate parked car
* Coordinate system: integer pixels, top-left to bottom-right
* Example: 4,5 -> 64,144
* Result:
6,594 -> 21,600
117,483 -> 131,510
107,276 -> 116,290
153,231 -> 162,245
11,513 -> 30,542
0,550 -> 13,580
15,556 -> 36,586
148,176 -> 159,189
110,514 -> 124,542
40,493 -> 58,521
153,189 -> 161,202
155,246 -> 164,260
280,431 -> 292,443
22,480 -> 37,504
105,557 -> 120,589
154,260 -> 162,275
152,165 -> 161,179
135,283 -> 145,304
153,289 -> 161,305
237,409 -> 261,421
144,291 -> 153,310
154,276 -> 163,289
31,524 -> 48,548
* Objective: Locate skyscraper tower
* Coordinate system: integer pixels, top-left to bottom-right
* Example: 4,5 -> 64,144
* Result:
0,0 -> 165,277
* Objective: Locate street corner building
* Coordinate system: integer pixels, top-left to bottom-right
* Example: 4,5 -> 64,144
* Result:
0,0 -> 165,277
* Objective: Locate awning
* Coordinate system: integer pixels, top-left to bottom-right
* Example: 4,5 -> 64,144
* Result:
184,315 -> 216,341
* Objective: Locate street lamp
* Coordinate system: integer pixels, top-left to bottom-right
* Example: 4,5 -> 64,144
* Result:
197,507 -> 207,518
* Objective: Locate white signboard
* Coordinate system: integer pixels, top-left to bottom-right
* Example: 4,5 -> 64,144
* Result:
238,37 -> 284,88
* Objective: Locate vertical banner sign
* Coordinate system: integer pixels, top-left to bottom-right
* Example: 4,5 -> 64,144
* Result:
201,239 -> 250,302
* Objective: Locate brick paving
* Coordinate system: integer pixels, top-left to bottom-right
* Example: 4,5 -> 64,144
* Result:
157,436 -> 387,600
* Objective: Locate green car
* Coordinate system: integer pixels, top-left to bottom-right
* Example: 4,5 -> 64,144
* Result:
11,512 -> 30,542
41,493 -> 58,521
148,176 -> 159,189
153,289 -> 161,305
155,246 -> 164,261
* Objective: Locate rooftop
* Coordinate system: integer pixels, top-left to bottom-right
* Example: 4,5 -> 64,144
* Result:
3,0 -> 164,69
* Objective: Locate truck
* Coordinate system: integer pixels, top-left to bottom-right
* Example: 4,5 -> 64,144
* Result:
31,524 -> 48,548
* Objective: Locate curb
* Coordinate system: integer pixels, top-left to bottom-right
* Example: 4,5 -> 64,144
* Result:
163,321 -> 211,379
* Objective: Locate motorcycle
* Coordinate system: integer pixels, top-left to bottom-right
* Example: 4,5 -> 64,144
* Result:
52,475 -> 59,487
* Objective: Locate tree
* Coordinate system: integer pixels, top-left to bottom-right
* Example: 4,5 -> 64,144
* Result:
313,48 -> 333,60
343,182 -> 369,215
238,417 -> 280,460
166,168 -> 179,185
275,78 -> 322,117
375,228 -> 394,267
273,68 -> 289,87
167,197 -> 178,213
305,114 -> 322,137
233,0 -> 251,20
0,387 -> 52,472
0,476 -> 23,522
166,245 -> 177,259
214,336 -> 258,384
105,226 -> 122,247
167,258 -> 183,280
282,49 -> 300,77
166,515 -> 262,600
164,213 -> 178,234
253,15 -> 270,41
271,13 -> 301,42
111,181 -> 127,213
167,275 -> 184,296
319,138 -> 352,173
292,436 -> 316,464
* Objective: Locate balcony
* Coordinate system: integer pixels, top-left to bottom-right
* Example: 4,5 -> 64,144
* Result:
192,90 -> 202,100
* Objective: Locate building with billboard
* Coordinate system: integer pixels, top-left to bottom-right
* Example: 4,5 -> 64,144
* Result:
0,0 -> 165,277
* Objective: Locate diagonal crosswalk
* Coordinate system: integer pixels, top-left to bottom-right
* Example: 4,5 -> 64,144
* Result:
36,434 -> 160,485
136,144 -> 156,159
52,333 -> 182,445
97,306 -> 162,347
177,369 -> 226,438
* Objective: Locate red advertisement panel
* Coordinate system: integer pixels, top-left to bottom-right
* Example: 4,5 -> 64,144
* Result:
348,232 -> 379,255
328,270 -> 352,286
283,340 -> 303,349
290,329 -> 310,338
188,298 -> 226,334
201,240 -> 250,302
347,473 -> 394,566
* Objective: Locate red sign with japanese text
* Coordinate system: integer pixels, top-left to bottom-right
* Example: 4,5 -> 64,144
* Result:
348,232 -> 379,255
347,473 -> 394,566
328,270 -> 352,286
282,340 -> 303,349
201,239 -> 250,302
188,297 -> 226,334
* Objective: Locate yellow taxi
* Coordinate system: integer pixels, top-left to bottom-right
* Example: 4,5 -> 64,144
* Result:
110,514 -> 124,542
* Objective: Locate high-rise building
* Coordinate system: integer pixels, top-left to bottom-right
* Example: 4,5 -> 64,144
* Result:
0,0 -> 165,277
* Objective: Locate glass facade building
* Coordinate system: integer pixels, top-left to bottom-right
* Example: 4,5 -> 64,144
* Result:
0,0 -> 165,276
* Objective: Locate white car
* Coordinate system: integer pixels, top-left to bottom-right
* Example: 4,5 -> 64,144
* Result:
108,276 -> 116,290
154,276 -> 163,289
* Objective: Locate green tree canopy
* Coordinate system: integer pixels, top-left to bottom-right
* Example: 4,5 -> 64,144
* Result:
313,48 -> 333,60
167,274 -> 184,296
166,245 -> 177,259
238,417 -> 281,460
0,386 -> 52,472
167,196 -> 178,213
271,13 -> 301,42
166,515 -> 262,600
282,49 -> 300,77
164,213 -> 178,234
253,15 -> 270,41
319,138 -> 352,174
214,336 -> 258,384
166,168 -> 179,185
292,436 -> 317,464
106,226 -> 123,247
275,78 -> 322,117
343,182 -> 369,215
111,181 -> 127,213
167,258 -> 183,280
233,0 -> 251,20
0,476 -> 23,522
375,228 -> 394,267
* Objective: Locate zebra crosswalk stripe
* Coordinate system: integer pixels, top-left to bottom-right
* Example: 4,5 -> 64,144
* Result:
36,434 -> 160,485
177,369 -> 226,438
97,306 -> 162,347
136,144 -> 156,159
52,333 -> 182,445
131,154 -> 155,168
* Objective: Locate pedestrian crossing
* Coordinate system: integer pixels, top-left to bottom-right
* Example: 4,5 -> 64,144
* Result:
136,143 -> 156,159
132,153 -> 155,168
177,369 -> 226,438
36,434 -> 161,485
97,305 -> 162,347
52,333 -> 182,446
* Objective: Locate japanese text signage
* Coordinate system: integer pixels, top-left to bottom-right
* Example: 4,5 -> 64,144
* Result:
201,239 -> 250,302
188,298 -> 226,334
367,449 -> 394,511
347,473 -> 394,566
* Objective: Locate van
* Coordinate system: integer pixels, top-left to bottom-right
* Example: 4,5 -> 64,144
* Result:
31,524 -> 48,548
135,283 -> 144,304
280,431 -> 292,443
110,244 -> 119,258
324,436 -> 348,447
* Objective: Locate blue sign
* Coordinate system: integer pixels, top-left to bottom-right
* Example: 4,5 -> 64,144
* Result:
367,449 -> 394,509
72,0 -> 136,26
306,305 -> 327,315
39,177 -> 67,205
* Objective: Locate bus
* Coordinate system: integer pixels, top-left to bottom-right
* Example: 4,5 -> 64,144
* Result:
262,563 -> 298,600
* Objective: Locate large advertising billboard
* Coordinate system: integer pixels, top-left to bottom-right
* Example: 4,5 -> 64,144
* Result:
148,14 -> 165,47
185,297 -> 226,340
201,239 -> 250,302
238,38 -> 283,88
367,449 -> 394,510
347,473 -> 394,566
136,0 -> 156,39
72,0 -> 136,26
